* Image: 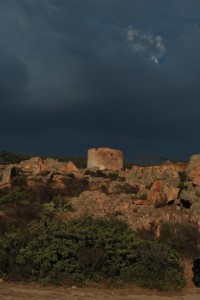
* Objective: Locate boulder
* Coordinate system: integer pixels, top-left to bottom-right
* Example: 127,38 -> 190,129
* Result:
189,202 -> 200,226
0,167 -> 15,186
18,157 -> 77,174
179,189 -> 199,204
127,163 -> 185,186
186,154 -> 200,185
19,157 -> 45,174
65,161 -> 78,172
108,181 -> 139,195
148,180 -> 179,204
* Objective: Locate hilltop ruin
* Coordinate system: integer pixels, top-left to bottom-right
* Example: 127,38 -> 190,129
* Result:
87,147 -> 123,170
1,148 -> 200,235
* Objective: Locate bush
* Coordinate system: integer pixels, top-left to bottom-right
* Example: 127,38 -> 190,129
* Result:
0,187 -> 28,207
178,182 -> 187,190
139,193 -> 147,200
0,216 -> 185,290
178,171 -> 187,182
159,222 -> 200,259
11,175 -> 27,186
43,197 -> 74,213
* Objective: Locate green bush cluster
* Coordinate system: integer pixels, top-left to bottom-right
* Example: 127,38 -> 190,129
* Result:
178,171 -> 187,183
159,222 -> 200,259
139,193 -> 147,200
178,182 -> 187,190
0,216 -> 185,290
44,197 -> 74,213
0,187 -> 28,207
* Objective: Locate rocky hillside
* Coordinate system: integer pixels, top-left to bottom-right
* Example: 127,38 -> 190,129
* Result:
0,154 -> 200,236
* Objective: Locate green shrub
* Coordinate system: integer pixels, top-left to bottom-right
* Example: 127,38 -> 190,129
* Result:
0,216 -> 185,290
107,172 -> 119,180
44,197 -> 74,213
178,182 -> 187,190
159,222 -> 200,259
139,193 -> 147,200
178,172 -> 187,182
0,187 -> 28,207
11,175 -> 27,186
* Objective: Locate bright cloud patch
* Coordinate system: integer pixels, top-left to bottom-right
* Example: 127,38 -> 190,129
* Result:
127,26 -> 165,64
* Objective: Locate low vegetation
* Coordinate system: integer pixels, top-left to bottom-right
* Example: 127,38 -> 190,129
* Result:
0,184 -> 185,291
0,215 -> 185,290
159,221 -> 200,259
0,151 -> 196,291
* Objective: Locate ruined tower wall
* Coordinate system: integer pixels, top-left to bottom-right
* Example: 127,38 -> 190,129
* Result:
87,148 -> 123,170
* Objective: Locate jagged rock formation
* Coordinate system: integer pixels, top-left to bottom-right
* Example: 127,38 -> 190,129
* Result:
127,162 -> 185,184
186,154 -> 200,185
1,152 -> 200,235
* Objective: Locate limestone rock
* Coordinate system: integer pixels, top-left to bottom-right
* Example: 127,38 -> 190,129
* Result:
65,161 -> 78,172
108,181 -> 138,195
186,154 -> 200,185
18,157 -> 77,174
127,163 -> 185,186
0,166 -> 15,186
189,202 -> 200,226
148,180 -> 179,204
179,189 -> 199,204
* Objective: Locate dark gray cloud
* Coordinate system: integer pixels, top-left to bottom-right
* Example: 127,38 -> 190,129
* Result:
0,0 -> 200,160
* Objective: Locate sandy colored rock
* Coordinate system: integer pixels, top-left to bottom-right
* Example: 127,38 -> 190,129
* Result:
65,161 -> 78,172
179,189 -> 199,204
186,154 -> 200,185
148,180 -> 179,204
18,157 -> 77,174
0,166 -> 15,187
87,148 -> 123,171
127,163 -> 185,186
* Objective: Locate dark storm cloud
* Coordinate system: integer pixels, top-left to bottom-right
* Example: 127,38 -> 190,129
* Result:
1,0 -> 200,159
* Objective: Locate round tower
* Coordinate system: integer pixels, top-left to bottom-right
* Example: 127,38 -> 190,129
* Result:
87,148 -> 123,170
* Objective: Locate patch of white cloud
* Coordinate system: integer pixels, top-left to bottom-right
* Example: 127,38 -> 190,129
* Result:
127,26 -> 166,64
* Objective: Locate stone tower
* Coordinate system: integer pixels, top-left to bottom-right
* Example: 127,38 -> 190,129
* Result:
87,148 -> 123,171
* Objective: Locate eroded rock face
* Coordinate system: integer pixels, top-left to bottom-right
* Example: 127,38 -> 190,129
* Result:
179,189 -> 199,204
68,190 -> 189,234
127,163 -> 185,186
148,180 -> 180,205
186,154 -> 200,185
0,167 -> 14,186
65,161 -> 78,172
18,157 -> 78,174
3,151 -> 200,233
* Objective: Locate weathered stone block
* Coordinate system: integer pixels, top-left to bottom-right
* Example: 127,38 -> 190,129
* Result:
87,148 -> 123,171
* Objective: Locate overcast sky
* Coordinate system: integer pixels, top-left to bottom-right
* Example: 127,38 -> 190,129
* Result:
1,0 -> 200,161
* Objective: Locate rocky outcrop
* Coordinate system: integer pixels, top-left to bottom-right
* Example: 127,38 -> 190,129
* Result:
186,154 -> 200,185
18,157 -> 78,174
68,190 -> 189,235
0,166 -> 15,186
148,180 -> 180,205
3,151 -> 200,233
65,161 -> 78,172
127,163 -> 185,186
